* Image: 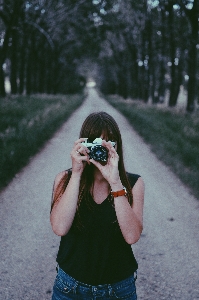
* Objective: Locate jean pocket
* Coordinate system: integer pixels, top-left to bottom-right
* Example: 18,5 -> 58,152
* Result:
54,274 -> 77,295
111,281 -> 137,299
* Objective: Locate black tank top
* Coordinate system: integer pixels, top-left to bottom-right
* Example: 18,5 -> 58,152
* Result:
56,172 -> 140,285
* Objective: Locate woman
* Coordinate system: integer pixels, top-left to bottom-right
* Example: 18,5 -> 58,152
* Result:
50,112 -> 144,300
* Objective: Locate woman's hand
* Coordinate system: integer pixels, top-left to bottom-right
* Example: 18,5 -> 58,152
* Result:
70,138 -> 90,176
90,140 -> 121,186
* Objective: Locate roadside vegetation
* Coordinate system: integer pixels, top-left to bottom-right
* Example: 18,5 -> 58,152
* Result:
105,95 -> 199,199
0,93 -> 85,190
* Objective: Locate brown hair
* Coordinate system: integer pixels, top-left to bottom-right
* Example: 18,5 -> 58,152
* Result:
51,112 -> 133,214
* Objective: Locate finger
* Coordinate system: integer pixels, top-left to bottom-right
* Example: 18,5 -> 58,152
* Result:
110,147 -> 118,157
101,140 -> 110,148
76,145 -> 90,155
74,144 -> 90,156
108,149 -> 119,165
102,141 -> 116,154
76,155 -> 89,165
89,159 -> 102,170
79,145 -> 90,155
79,155 -> 87,161
74,138 -> 88,145
71,146 -> 88,159
107,145 -> 116,158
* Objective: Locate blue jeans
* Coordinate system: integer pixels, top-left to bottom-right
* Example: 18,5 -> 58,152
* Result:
52,267 -> 137,300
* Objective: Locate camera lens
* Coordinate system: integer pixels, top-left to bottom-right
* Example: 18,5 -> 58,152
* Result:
90,145 -> 108,161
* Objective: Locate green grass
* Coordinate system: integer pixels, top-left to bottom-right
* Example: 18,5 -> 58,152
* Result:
0,92 -> 86,189
105,95 -> 199,199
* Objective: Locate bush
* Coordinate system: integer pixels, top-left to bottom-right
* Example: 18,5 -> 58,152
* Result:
0,93 -> 85,189
105,95 -> 199,199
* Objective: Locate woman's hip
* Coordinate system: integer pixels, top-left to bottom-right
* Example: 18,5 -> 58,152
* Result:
52,267 -> 137,300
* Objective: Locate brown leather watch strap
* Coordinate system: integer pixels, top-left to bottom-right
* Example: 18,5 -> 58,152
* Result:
111,187 -> 127,197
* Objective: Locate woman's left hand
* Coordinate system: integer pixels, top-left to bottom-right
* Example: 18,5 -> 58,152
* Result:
89,140 -> 121,185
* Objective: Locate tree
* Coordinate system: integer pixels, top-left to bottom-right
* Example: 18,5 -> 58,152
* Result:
0,0 -> 198,109
0,0 -> 24,96
178,0 -> 199,112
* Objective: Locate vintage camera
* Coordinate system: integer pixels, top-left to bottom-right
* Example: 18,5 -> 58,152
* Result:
82,138 -> 116,162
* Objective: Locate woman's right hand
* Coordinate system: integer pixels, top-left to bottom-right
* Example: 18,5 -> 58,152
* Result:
70,138 -> 90,175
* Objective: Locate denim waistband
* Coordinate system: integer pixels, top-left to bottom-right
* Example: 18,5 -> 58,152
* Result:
57,266 -> 137,290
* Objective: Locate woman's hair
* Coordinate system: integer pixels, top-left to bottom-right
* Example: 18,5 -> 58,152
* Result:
51,112 -> 133,217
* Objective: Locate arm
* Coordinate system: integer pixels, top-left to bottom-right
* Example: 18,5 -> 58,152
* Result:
90,140 -> 145,244
50,171 -> 81,236
50,138 -> 89,236
112,177 -> 144,244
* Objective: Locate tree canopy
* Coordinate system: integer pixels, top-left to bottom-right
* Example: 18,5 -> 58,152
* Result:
0,0 -> 198,111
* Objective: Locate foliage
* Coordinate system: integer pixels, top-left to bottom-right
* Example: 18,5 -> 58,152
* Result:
97,0 -> 198,112
0,0 -> 113,95
105,94 -> 199,199
0,0 -> 198,111
0,92 -> 85,189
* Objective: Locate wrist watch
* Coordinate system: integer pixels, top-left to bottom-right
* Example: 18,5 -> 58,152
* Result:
111,187 -> 127,197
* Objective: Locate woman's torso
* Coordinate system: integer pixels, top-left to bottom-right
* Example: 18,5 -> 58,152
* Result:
56,172 -> 140,285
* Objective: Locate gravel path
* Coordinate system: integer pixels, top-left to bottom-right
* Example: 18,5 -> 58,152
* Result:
0,88 -> 199,300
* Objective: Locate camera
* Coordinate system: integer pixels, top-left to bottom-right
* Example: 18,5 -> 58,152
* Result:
82,138 -> 116,162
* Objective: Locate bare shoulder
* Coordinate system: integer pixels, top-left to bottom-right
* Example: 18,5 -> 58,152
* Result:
133,176 -> 145,192
54,170 -> 69,188
132,177 -> 145,205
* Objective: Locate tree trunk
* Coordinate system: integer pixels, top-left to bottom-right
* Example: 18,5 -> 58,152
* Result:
168,3 -> 178,107
0,65 -> 6,96
0,28 -> 11,97
51,53 -> 58,94
118,72 -> 128,99
173,58 -> 183,105
32,37 -> 38,93
158,7 -> 167,103
186,8 -> 198,112
47,51 -> 54,94
38,60 -> 45,93
10,28 -> 18,94
147,18 -> 155,103
0,0 -> 24,96
26,39 -> 33,95
129,46 -> 139,99
19,33 -> 26,94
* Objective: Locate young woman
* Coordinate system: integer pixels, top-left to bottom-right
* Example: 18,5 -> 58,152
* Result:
50,112 -> 144,300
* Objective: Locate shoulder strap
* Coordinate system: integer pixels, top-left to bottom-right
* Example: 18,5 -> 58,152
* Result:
67,168 -> 72,178
126,172 -> 140,188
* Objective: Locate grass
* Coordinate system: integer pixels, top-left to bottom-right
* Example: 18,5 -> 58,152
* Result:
105,95 -> 199,200
0,92 -> 86,190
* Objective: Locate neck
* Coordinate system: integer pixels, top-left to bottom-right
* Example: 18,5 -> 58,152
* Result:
93,166 -> 106,183
91,166 -> 110,202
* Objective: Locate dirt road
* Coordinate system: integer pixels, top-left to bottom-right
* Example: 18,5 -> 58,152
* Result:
0,88 -> 199,300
